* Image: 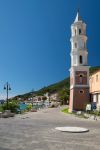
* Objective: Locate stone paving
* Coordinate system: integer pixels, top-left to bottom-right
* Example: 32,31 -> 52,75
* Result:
0,107 -> 100,150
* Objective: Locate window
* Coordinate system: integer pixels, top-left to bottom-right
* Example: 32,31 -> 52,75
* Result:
93,94 -> 98,103
79,55 -> 83,64
75,42 -> 77,48
79,74 -> 83,84
75,29 -> 77,35
96,94 -> 98,103
84,42 -> 86,48
93,95 -> 96,102
96,75 -> 98,82
79,29 -> 81,35
92,77 -> 94,83
79,90 -> 84,93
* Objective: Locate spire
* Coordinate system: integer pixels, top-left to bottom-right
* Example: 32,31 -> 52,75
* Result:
74,9 -> 82,22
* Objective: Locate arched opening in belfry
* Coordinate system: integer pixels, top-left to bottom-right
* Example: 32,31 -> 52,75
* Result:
75,42 -> 77,48
79,28 -> 81,35
79,55 -> 83,64
75,29 -> 77,35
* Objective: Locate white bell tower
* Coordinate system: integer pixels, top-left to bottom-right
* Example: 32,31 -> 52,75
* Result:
69,10 -> 90,112
71,10 -> 88,67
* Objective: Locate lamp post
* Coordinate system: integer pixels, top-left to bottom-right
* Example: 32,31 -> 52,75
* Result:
4,82 -> 11,110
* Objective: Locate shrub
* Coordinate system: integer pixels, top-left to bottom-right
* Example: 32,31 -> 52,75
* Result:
61,108 -> 69,113
0,105 -> 3,112
3,100 -> 19,113
26,103 -> 32,111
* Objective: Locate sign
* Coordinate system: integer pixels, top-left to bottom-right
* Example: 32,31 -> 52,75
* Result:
91,102 -> 97,110
86,104 -> 91,111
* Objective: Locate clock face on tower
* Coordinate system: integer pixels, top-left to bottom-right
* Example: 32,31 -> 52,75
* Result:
75,71 -> 87,85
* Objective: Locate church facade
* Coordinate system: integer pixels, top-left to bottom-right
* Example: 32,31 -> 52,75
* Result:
69,11 -> 90,112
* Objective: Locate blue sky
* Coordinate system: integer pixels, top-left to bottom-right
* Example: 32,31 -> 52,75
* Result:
0,0 -> 100,98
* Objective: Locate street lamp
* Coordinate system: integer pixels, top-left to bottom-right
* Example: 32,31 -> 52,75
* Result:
4,82 -> 11,110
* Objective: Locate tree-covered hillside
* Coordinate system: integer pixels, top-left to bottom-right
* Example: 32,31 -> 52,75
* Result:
15,66 -> 100,99
89,66 -> 100,74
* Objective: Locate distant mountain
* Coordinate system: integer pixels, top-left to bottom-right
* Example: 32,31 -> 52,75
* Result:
14,66 -> 100,99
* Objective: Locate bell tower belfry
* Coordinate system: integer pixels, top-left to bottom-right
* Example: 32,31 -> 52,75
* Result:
69,11 -> 90,112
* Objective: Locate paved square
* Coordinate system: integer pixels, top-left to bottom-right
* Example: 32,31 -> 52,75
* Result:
0,108 -> 100,150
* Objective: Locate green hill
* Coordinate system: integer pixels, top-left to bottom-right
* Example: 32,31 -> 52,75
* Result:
35,77 -> 70,95
15,66 -> 100,99
89,66 -> 100,74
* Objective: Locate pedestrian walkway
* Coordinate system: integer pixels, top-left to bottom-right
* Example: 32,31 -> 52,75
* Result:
0,107 -> 100,150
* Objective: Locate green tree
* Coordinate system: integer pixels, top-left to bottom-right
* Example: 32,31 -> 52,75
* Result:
3,100 -> 19,113
42,96 -> 47,101
58,88 -> 70,105
26,103 -> 32,111
42,96 -> 47,105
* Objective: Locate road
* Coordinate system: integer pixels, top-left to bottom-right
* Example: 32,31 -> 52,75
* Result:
0,107 -> 100,150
